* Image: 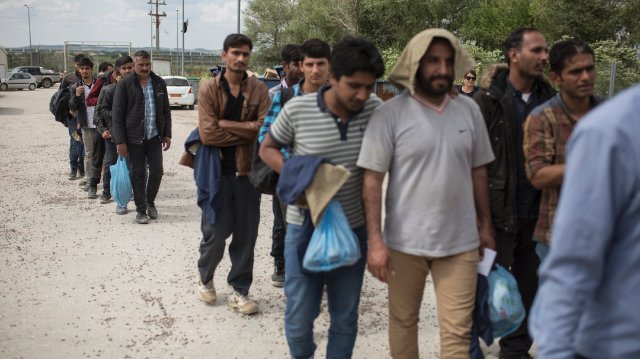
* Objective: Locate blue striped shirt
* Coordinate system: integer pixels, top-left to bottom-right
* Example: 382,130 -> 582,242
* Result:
143,78 -> 158,139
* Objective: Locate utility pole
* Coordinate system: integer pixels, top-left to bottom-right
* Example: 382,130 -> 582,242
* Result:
148,0 -> 166,53
237,0 -> 241,33
176,8 -> 179,74
24,4 -> 33,66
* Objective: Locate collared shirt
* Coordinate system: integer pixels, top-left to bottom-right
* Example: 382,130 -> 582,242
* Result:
142,77 -> 158,139
523,94 -> 601,244
530,85 -> 640,359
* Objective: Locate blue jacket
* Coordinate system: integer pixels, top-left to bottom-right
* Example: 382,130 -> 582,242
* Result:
184,128 -> 221,224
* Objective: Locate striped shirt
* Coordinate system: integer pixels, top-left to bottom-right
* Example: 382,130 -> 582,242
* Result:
269,85 -> 382,228
142,78 -> 158,139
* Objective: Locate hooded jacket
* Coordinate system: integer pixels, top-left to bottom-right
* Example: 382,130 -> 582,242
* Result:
474,64 -> 555,232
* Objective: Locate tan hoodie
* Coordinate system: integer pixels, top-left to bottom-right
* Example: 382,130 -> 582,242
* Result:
388,28 -> 476,95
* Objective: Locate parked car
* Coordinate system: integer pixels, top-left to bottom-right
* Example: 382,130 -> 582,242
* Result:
0,72 -> 37,91
162,76 -> 195,110
10,66 -> 61,88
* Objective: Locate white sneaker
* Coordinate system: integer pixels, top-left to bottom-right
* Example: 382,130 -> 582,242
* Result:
198,280 -> 217,304
228,288 -> 259,315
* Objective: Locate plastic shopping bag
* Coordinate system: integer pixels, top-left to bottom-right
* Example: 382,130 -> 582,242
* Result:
487,264 -> 525,338
303,199 -> 361,272
109,156 -> 132,207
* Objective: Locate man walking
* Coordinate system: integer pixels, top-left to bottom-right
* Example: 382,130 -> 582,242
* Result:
523,39 -> 601,262
268,44 -> 303,99
195,34 -> 270,315
112,50 -> 172,224
258,39 -> 331,288
61,53 -> 85,181
260,36 -> 384,359
474,27 -> 555,359
359,29 -> 495,358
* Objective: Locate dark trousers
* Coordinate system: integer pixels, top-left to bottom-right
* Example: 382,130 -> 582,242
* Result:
66,118 -> 84,171
270,194 -> 286,266
494,217 -> 540,357
197,175 -> 261,296
101,140 -> 117,193
90,134 -> 105,187
128,136 -> 163,213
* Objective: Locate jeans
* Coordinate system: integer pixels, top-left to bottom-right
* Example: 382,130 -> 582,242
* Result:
66,118 -> 84,171
81,128 -> 98,181
270,194 -> 286,266
128,136 -> 163,213
284,224 -> 367,359
535,241 -> 550,263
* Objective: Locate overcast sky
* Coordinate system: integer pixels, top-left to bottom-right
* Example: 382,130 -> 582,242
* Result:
0,0 -> 248,51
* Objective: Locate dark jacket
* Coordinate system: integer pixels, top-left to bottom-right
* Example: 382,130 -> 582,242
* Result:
474,64 -> 555,232
95,83 -> 116,136
86,70 -> 114,107
111,71 -> 172,145
60,71 -> 80,89
68,77 -> 96,128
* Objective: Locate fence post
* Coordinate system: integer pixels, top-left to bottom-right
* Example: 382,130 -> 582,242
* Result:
608,62 -> 617,98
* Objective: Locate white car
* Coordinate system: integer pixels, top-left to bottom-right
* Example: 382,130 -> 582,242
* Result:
0,72 -> 37,91
162,76 -> 195,110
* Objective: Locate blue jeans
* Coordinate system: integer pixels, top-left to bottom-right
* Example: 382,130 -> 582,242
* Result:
66,117 -> 84,171
284,223 -> 367,359
536,241 -> 550,263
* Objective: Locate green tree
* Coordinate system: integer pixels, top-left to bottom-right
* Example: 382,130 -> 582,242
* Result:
244,0 -> 297,67
459,0 -> 533,49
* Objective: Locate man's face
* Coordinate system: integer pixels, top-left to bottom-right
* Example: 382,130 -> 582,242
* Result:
415,39 -> 455,97
79,65 -> 93,80
222,45 -> 251,73
329,71 -> 376,113
284,60 -> 303,84
510,31 -> 548,79
134,56 -> 151,79
301,57 -> 330,88
120,62 -> 134,77
552,53 -> 596,100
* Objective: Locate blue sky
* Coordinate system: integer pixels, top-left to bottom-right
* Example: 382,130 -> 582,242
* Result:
0,0 -> 248,51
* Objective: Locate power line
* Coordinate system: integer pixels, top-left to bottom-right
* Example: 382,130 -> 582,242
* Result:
148,0 -> 167,52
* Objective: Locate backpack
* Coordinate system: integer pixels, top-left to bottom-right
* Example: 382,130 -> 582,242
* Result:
249,86 -> 296,194
49,87 -> 71,126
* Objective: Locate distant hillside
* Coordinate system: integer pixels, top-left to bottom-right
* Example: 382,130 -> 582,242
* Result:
6,45 -> 220,54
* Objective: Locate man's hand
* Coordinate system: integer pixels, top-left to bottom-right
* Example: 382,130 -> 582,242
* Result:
161,137 -> 171,151
117,143 -> 128,157
75,85 -> 84,97
367,234 -> 394,283
101,130 -> 112,140
478,227 -> 496,260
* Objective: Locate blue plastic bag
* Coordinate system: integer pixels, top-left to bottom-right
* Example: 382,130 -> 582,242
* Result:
487,264 -> 525,337
109,156 -> 132,207
303,199 -> 361,272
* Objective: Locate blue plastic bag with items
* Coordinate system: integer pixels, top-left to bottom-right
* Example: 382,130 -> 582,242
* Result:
109,156 -> 132,207
487,264 -> 526,337
303,199 -> 361,272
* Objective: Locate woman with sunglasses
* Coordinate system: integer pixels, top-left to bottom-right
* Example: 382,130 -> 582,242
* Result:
456,70 -> 479,97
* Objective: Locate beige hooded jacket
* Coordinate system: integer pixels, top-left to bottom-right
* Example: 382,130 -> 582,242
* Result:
388,28 -> 476,95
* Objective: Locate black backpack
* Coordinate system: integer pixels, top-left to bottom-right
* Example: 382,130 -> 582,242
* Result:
49,87 -> 71,126
249,87 -> 295,194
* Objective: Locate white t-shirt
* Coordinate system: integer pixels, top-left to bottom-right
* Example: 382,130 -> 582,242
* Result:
357,93 -> 495,257
84,83 -> 96,128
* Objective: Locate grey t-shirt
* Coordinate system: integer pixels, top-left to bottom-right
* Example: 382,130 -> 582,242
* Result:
357,93 -> 494,257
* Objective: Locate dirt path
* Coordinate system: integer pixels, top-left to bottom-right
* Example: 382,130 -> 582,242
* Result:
0,87 -> 500,358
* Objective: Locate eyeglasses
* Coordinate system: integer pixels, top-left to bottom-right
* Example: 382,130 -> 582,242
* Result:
465,76 -> 476,81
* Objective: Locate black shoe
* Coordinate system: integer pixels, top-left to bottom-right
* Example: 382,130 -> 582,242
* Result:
499,352 -> 533,359
87,186 -> 98,199
271,262 -> 285,288
136,212 -> 150,224
147,205 -> 158,219
78,169 -> 85,178
68,168 -> 77,180
99,192 -> 112,204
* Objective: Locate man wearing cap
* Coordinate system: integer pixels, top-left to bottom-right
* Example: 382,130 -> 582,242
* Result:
358,29 -> 495,358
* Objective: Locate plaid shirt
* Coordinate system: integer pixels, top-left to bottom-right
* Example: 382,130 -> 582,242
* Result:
523,94 -> 600,244
258,83 -> 301,159
143,77 -> 158,139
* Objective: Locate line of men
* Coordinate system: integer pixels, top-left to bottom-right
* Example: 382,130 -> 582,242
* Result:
60,51 -> 172,224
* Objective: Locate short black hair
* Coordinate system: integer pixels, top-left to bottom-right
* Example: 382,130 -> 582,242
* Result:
115,55 -> 134,68
300,38 -> 331,61
78,57 -> 94,68
466,69 -> 477,78
223,34 -> 253,51
74,53 -> 85,63
549,39 -> 595,73
98,62 -> 113,72
133,50 -> 151,60
281,44 -> 302,65
330,37 -> 384,80
503,27 -> 540,64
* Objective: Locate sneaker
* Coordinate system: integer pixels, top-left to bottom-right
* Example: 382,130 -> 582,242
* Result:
135,212 -> 150,224
100,193 -> 112,204
115,205 -> 128,215
271,263 -> 285,288
87,186 -> 98,199
79,179 -> 87,187
68,169 -> 77,180
198,280 -> 217,304
82,183 -> 90,192
147,205 -> 158,219
78,170 -> 85,178
228,289 -> 259,315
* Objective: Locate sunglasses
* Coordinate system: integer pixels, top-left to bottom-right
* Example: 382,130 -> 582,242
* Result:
465,76 -> 476,81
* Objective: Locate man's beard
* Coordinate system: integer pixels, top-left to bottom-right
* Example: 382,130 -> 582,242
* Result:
415,73 -> 453,97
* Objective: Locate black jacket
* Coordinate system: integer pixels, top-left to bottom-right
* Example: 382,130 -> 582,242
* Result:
68,77 -> 96,127
111,71 -> 172,145
95,83 -> 116,137
474,64 -> 555,233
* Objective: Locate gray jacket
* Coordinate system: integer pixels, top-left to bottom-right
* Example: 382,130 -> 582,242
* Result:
95,83 -> 116,136
111,71 -> 172,145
